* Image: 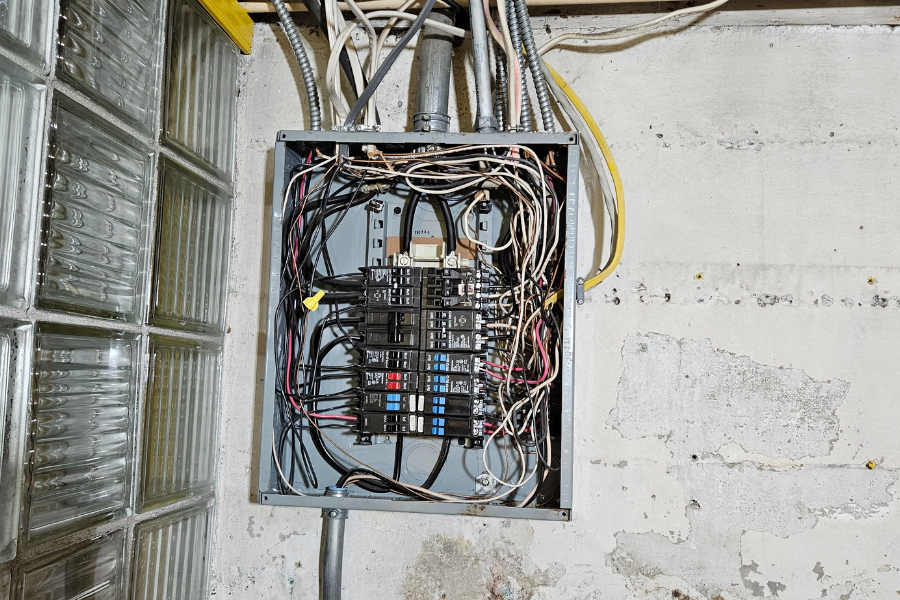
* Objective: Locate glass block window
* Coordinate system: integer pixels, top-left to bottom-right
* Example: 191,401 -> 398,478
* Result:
57,0 -> 164,133
0,55 -> 45,309
0,320 -> 30,564
37,98 -> 153,323
140,335 -> 220,510
25,326 -> 139,542
151,158 -> 232,333
131,503 -> 212,600
0,0 -> 50,68
163,0 -> 239,181
15,530 -> 124,599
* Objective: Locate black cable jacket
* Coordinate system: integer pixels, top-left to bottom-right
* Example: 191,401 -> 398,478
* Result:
343,0 -> 438,127
401,192 -> 421,253
393,435 -> 404,481
435,196 -> 457,253
422,438 -> 451,489
401,193 -> 457,254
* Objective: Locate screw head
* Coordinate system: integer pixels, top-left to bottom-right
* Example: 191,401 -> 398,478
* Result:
329,509 -> 340,518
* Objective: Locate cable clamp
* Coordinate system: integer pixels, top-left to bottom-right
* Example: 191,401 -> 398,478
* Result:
576,277 -> 585,305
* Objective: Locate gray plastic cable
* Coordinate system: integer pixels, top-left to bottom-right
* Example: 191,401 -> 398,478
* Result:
505,0 -> 532,131
494,45 -> 508,130
272,0 -> 323,131
513,0 -> 555,132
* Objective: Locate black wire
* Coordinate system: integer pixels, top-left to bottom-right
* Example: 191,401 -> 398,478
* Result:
435,196 -> 457,253
393,435 -> 404,481
343,0 -> 438,127
422,438 -> 451,489
401,192 -> 421,253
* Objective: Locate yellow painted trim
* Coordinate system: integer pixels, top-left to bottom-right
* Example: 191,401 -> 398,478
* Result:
198,0 -> 254,53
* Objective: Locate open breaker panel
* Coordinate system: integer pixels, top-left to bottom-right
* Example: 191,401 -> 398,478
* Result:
258,131 -> 578,521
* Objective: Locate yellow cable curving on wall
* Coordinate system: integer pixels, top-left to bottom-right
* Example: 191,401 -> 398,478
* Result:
542,62 -> 625,307
199,0 -> 255,53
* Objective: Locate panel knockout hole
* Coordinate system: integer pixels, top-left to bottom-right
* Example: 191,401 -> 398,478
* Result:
560,511 -> 568,518
264,495 -> 269,501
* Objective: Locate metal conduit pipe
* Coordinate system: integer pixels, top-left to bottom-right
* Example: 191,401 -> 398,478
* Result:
272,0 -> 323,130
470,0 -> 498,132
494,43 -> 508,130
505,0 -> 532,131
321,487 -> 349,600
413,11 -> 455,133
513,0 -> 555,131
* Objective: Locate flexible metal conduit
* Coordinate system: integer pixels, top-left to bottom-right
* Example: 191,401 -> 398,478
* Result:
470,0 -> 498,131
272,0 -> 323,130
321,487 -> 349,600
514,0 -> 555,131
505,0 -> 532,131
494,47 -> 508,130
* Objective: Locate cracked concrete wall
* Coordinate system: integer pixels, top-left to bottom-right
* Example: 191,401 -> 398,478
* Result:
213,6 -> 900,599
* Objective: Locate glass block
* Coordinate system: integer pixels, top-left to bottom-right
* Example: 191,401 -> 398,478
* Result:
15,530 -> 125,600
0,0 -> 51,68
140,335 -> 220,510
24,325 -> 139,542
37,97 -> 153,323
150,158 -> 232,333
0,55 -> 45,309
131,503 -> 212,600
0,320 -> 31,564
163,0 -> 239,181
57,0 -> 164,133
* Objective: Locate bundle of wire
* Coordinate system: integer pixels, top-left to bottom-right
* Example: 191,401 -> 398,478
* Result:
274,144 -> 567,506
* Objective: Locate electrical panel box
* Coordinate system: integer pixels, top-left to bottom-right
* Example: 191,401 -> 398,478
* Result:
258,131 -> 578,521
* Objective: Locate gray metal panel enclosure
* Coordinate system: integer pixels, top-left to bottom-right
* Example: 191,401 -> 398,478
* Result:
258,130 -> 578,521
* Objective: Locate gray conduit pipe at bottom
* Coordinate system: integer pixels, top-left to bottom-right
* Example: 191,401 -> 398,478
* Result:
321,487 -> 349,600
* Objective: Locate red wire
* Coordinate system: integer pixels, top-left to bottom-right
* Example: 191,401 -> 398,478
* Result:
308,413 -> 358,421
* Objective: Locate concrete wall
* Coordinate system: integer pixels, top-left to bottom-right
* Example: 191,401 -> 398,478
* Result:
213,5 -> 900,598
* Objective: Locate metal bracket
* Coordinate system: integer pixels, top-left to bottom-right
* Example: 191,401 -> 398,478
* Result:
575,277 -> 585,305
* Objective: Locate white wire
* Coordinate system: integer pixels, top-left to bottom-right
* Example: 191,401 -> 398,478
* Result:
538,0 -> 731,55
326,12 -> 466,124
273,431 -> 306,496
281,155 -> 339,213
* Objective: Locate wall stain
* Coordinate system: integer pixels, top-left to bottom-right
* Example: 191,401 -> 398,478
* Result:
610,333 -> 849,460
401,534 -> 565,600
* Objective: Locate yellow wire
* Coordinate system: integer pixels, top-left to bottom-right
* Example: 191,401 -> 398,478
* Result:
543,62 -> 625,307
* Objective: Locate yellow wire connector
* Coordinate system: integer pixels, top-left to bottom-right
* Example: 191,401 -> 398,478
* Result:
198,0 -> 254,54
303,290 -> 326,311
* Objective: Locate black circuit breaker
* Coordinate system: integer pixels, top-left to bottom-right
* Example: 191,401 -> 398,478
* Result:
357,266 -> 488,445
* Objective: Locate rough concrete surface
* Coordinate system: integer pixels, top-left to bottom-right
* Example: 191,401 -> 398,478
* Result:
214,15 -> 900,599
